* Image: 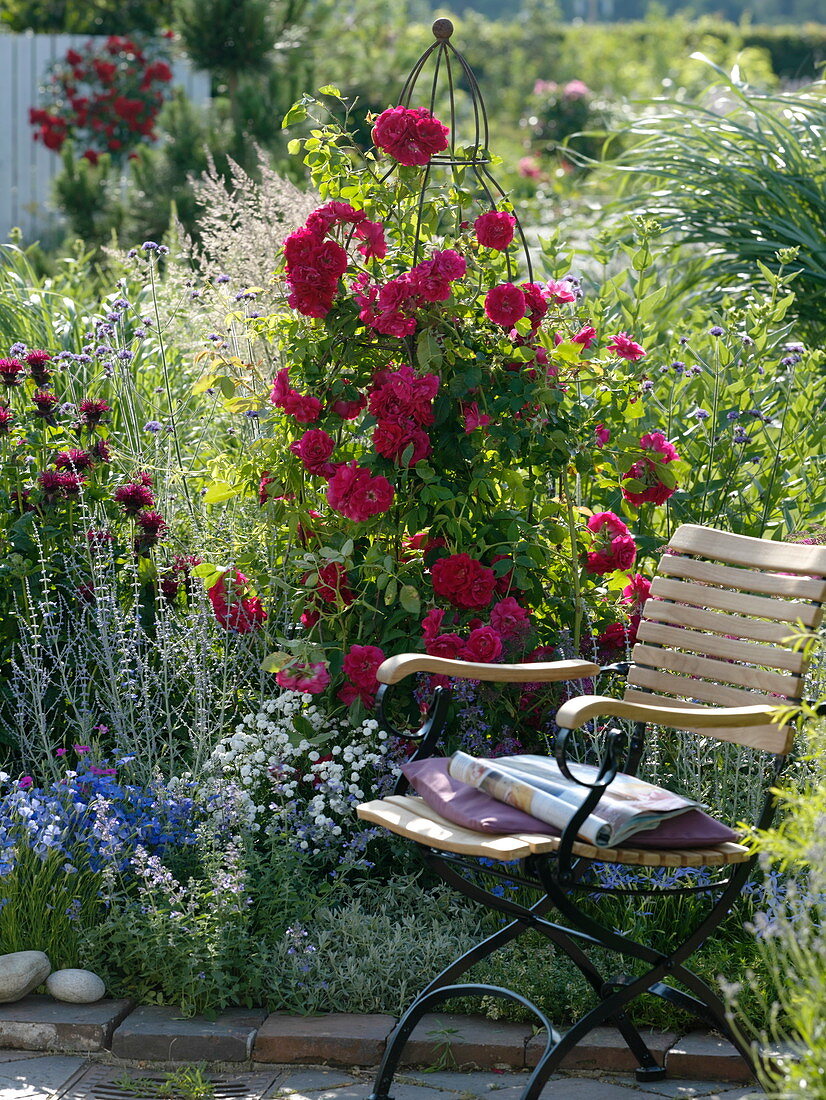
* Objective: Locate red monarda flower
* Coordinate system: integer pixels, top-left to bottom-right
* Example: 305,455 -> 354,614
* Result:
371,105 -> 449,167
134,509 -> 168,552
78,399 -> 112,426
26,350 -> 52,386
32,391 -> 59,417
0,358 -> 25,386
114,481 -> 154,513
54,449 -> 94,471
0,406 -> 13,433
38,470 -> 85,498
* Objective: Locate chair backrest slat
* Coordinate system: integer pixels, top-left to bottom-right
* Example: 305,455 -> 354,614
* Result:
626,524 -> 826,754
649,576 -> 822,627
631,644 -> 803,697
659,554 -> 826,601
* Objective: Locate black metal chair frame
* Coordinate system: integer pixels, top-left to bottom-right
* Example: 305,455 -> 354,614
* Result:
366,671 -> 788,1100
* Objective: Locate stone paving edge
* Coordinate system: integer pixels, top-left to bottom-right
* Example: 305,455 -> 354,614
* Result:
0,1000 -> 757,1083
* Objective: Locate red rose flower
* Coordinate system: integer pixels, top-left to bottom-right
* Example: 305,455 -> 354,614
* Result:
339,644 -> 386,707
585,512 -> 637,574
463,625 -> 503,663
431,553 -> 496,610
489,597 -> 531,640
276,661 -> 330,695
484,283 -> 527,328
326,461 -> 395,522
289,428 -> 336,476
372,419 -> 431,466
474,210 -> 516,251
371,105 -> 449,167
621,432 -> 680,507
207,570 -> 267,633
314,562 -> 355,605
425,632 -> 465,659
607,331 -> 646,361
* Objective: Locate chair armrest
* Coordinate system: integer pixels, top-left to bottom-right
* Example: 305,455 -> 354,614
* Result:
555,694 -> 780,730
377,654 -> 601,685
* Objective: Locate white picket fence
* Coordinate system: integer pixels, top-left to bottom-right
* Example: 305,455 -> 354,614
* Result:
0,32 -> 210,243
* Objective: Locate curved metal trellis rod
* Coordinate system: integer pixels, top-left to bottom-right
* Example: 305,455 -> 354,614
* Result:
385,18 -> 534,283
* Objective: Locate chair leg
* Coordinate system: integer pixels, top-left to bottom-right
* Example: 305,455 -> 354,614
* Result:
367,983 -> 559,1100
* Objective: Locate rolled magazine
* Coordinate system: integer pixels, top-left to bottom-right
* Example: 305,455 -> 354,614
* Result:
447,751 -> 702,847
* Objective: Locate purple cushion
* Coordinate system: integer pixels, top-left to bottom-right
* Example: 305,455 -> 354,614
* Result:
401,757 -> 739,850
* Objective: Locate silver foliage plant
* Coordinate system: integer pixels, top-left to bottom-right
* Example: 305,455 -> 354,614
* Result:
10,530 -> 263,785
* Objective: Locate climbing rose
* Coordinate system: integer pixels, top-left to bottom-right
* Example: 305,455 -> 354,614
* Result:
572,325 -> 598,348
622,573 -> 651,608
594,424 -> 610,448
607,332 -> 646,361
545,278 -> 577,304
485,283 -> 527,328
474,210 -> 516,251
289,429 -> 336,476
462,401 -> 490,433
373,419 -> 431,466
207,570 -> 267,633
327,461 -> 394,522
621,432 -> 680,506
431,553 -> 496,610
425,632 -> 465,659
585,512 -> 637,574
490,597 -> 531,640
372,105 -> 449,166
339,644 -> 386,706
463,625 -> 503,663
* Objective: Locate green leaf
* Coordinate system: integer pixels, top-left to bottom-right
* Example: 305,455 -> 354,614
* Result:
217,376 -> 236,399
287,139 -> 302,155
282,103 -> 308,129
384,578 -> 398,606
317,85 -> 342,98
399,585 -> 421,615
260,652 -> 292,673
203,481 -> 237,504
289,713 -> 317,746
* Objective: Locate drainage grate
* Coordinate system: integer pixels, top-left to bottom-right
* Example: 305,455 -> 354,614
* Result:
56,1065 -> 280,1100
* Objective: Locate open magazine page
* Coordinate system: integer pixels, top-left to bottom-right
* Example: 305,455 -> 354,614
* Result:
448,752 -> 701,847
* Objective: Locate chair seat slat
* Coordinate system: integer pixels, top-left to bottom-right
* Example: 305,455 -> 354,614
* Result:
649,576 -> 822,627
668,524 -> 826,575
658,554 -> 826,601
356,796 -> 751,867
636,620 -> 807,673
631,644 -> 802,698
642,600 -> 807,646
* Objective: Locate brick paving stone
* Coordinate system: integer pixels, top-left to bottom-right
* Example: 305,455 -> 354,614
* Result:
0,996 -> 133,1053
271,1068 -> 361,1094
605,1076 -> 759,1098
400,1070 -> 531,1093
254,1015 -> 397,1066
664,1034 -> 753,1084
0,1053 -> 87,1098
110,1004 -> 267,1062
397,1013 -> 533,1070
524,1028 -> 676,1074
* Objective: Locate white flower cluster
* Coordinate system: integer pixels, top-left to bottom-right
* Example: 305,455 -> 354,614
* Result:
201,692 -> 395,854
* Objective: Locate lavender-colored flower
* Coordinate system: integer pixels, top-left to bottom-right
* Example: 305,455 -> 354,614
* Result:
678,336 -> 689,345
741,334 -> 754,346
216,273 -> 230,284
106,312 -> 122,323
141,241 -> 159,251
733,429 -> 750,444
157,245 -> 170,255
671,361 -> 685,373
112,299 -> 130,310
690,407 -> 710,420
134,329 -> 147,339
127,249 -> 138,258
641,380 -> 654,392
710,325 -> 724,336
726,410 -> 740,421
144,421 -> 163,433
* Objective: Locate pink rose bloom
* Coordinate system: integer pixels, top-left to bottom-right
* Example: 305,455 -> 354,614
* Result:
607,332 -> 646,361
276,661 -> 331,695
622,573 -> 651,608
305,201 -> 365,235
463,625 -> 503,663
462,401 -> 490,433
572,324 -> 598,348
431,249 -> 467,281
485,283 -> 527,328
474,210 -> 516,251
327,461 -> 394,522
369,364 -> 438,427
621,432 -> 680,507
431,553 -> 496,610
563,80 -> 590,99
339,644 -> 386,706
270,368 -> 292,406
289,428 -> 336,476
545,278 -> 577,304
518,156 -> 542,180
585,512 -> 637,575
372,105 -> 449,166
521,282 -> 549,333
594,424 -> 610,448
490,597 -> 531,640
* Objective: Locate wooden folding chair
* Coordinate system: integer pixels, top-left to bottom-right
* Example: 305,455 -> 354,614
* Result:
357,524 -> 826,1098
